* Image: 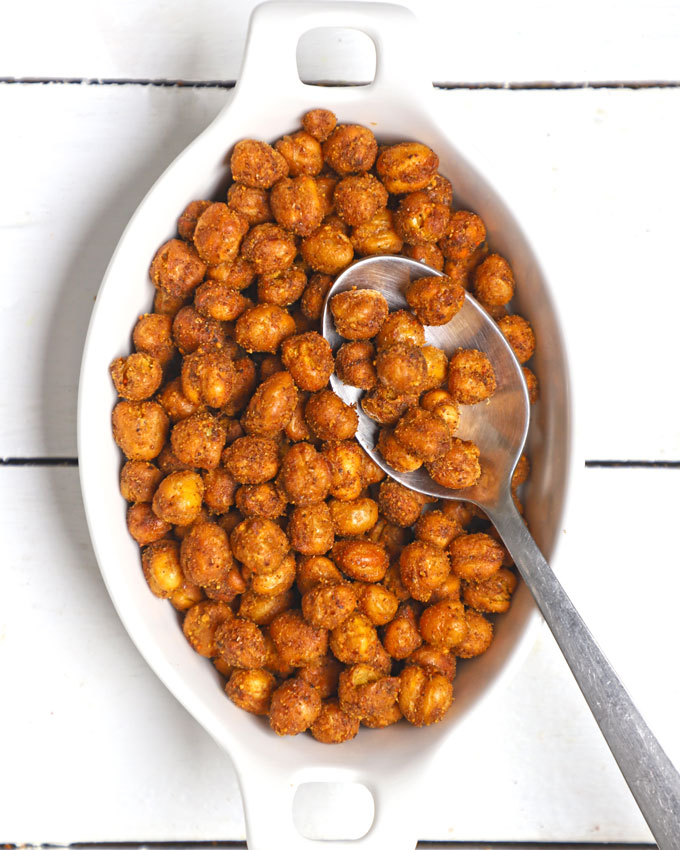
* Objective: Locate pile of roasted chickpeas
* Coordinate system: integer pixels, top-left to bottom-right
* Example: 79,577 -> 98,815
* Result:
111,108 -> 537,743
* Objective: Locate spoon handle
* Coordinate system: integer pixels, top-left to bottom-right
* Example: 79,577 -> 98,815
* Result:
488,493 -> 680,848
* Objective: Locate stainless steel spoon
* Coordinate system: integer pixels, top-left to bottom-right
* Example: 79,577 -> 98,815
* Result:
322,254 -> 680,849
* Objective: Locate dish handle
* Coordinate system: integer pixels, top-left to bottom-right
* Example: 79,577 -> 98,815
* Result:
231,0 -> 433,105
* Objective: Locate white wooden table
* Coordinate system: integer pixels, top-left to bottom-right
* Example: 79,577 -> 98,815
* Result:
2,1 -> 679,846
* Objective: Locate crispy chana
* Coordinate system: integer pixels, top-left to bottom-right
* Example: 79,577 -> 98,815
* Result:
331,539 -> 389,582
302,108 -> 337,142
456,609 -> 494,658
362,701 -> 403,728
203,563 -> 246,602
405,274 -> 465,326
377,427 -> 423,473
132,313 -> 175,367
301,223 -> 354,275
361,385 -> 417,426
231,517 -> 289,574
194,280 -> 251,322
170,578 -> 204,612
223,435 -> 280,484
178,199 -> 212,240
242,370 -> 298,436
170,410 -> 226,469
235,303 -> 296,354
420,388 -> 460,431
289,502 -> 335,555
376,142 -> 438,194
278,442 -> 331,505
153,287 -> 187,317
298,655 -> 344,699
355,583 -> 399,626
224,357 -> 258,416
359,444 -> 387,485
394,407 -> 451,463
300,272 -> 333,320
270,609 -> 329,666
406,644 -> 457,681
311,700 -> 360,743
351,208 -> 403,256
172,305 -> 226,355
462,567 -> 517,613
404,242 -> 445,271
497,314 -> 536,364
439,210 -> 486,261
335,341 -> 377,390
241,223 -> 297,274
419,346 -> 448,392
415,509 -> 464,549
212,254 -> 257,290
523,365 -> 539,403
270,677 -> 322,735
302,582 -> 357,630
236,481 -> 287,518
180,347 -> 234,408
257,265 -> 307,307
328,496 -> 379,537
376,310 -> 425,351
230,139 -> 288,189
112,400 -> 169,461
447,348 -> 496,404
280,332 -> 334,392
394,191 -> 450,244
333,173 -> 388,226
296,555 -> 343,595
423,173 -> 453,206
330,289 -> 389,340
439,499 -> 475,529
375,342 -> 427,395
180,521 -> 233,590
322,124 -> 377,174
238,589 -> 295,626
398,664 -> 452,726
399,541 -> 450,602
157,444 -> 195,475
366,518 -> 410,562
227,183 -> 273,225
319,440 -> 365,501
150,238 -> 207,300
305,389 -> 358,441
215,617 -> 267,668
183,599 -> 233,657
419,598 -> 468,650
450,532 -> 504,582
382,602 -> 423,660
226,668 -> 277,715
193,202 -> 248,266
152,469 -> 204,525
426,438 -> 481,489
378,480 -> 426,528
284,394 -> 312,442
338,664 -> 399,722
120,460 -> 163,503
275,130 -> 324,176
270,175 -> 325,236
473,253 -> 515,307
127,502 -> 171,545
329,612 -> 381,665
248,550 -> 297,596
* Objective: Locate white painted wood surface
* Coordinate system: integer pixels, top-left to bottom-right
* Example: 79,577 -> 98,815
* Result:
2,1 -> 680,845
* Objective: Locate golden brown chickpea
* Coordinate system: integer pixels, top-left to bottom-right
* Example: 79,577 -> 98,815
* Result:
426,439 -> 481,490
423,173 -> 453,206
241,223 -> 297,275
222,435 -> 280,484
333,173 -> 388,226
455,608 -> 494,658
322,124 -> 377,174
215,617 -> 267,668
405,275 -> 465,327
497,314 -> 536,364
366,520 -> 410,563
377,427 -> 422,472
170,410 -> 226,469
156,442 -> 194,474
153,287 -> 188,318
328,496 -> 379,537
355,583 -> 399,626
247,550 -> 297,596
242,370 -> 298,436
404,242 -> 445,272
523,365 -> 539,404
361,385 -> 417,426
305,389 -> 358,441
230,139 -> 289,189
296,555 -> 344,595
447,348 -> 497,404
202,564 -> 246,605
378,479 -> 426,527
301,223 -> 354,275
238,588 -> 295,626
284,393 -> 312,442
329,611 -> 381,665
444,239 -> 490,287
288,502 -> 335,556
226,668 -> 277,715
235,303 -> 296,354
260,631 -> 296,678
256,265 -> 307,307
277,442 -> 331,505
172,305 -> 227,355
399,540 -> 450,602
330,289 -> 389,340
358,445 -> 387,486
194,281 -> 251,322
180,521 -> 233,592
236,481 -> 287,519
133,313 -> 175,367
112,400 -> 169,461
298,655 -> 344,699
394,407 -> 452,463
419,598 -> 468,650
227,183 -> 273,225
440,500 -> 475,529
120,460 -> 163,503
394,191 -> 450,244
210,254 -> 257,290
415,509 -> 463,549
420,388 -> 460,431
270,677 -> 322,735
300,272 -> 333,320
382,602 -> 423,660
351,208 -> 403,256
406,644 -> 457,681
171,578 -> 204,612
334,340 -> 377,390
439,210 -> 486,261
224,356 -> 258,416
180,347 -> 234,408
201,467 -> 237,515
473,254 -> 515,307
311,699 -> 360,744
270,609 -> 329,666
450,532 -> 504,582
375,310 -> 425,351
177,199 -> 212,240
375,342 -> 427,395
193,203 -> 248,266
376,142 -> 438,194
301,581 -> 357,630
317,441 -> 363,501
462,567 -> 517,613
302,108 -> 337,142
280,332 -> 334,392
270,175 -> 325,236
149,238 -> 207,300
183,599 -> 233,657
361,701 -> 403,728
315,175 -> 338,217
275,130 -> 324,176
338,664 -> 399,722
157,377 -> 201,423
417,347 -> 447,394
151,469 -> 204,525
127,502 -> 171,545
231,517 -> 289,575
398,664 -> 453,726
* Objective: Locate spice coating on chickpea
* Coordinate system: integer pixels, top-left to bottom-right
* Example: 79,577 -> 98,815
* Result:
378,480 -> 426,528
330,289 -> 389,340
473,254 -> 515,307
405,275 -> 465,326
215,617 -> 267,668
280,332 -> 334,392
426,439 -> 481,490
275,130 -> 324,176
112,400 -> 169,461
270,677 -> 322,735
398,664 -> 453,726
382,603 -> 423,660
120,460 -> 163,503
270,175 -> 325,236
110,352 -> 163,401
331,539 -> 389,583
338,664 -> 400,723
399,540 -> 450,602
415,509 -> 463,549
302,582 -> 357,630
171,410 -> 226,469
419,599 -> 468,650
439,211 -> 486,261
311,699 -> 360,743
375,342 -> 428,395
376,310 -> 425,351
241,223 -> 297,275
127,502 -> 171,545
243,370 -> 298,436
226,668 -> 277,715
300,272 -> 333,320
172,305 -> 226,355
302,108 -> 338,142
328,496 -> 379,537
449,532 -> 504,582
182,599 -> 233,657
301,224 -> 354,275
377,428 -> 423,473
132,312 -> 175,367
150,238 -> 207,300
376,142 -> 439,194
351,208 -> 403,256
322,124 -> 378,175
333,173 -> 388,226
270,609 -> 329,667
235,482 -> 286,519
151,469 -> 204,526
405,242 -> 445,271
394,407 -> 452,463
230,517 -> 289,575
329,612 -> 381,665
335,341 -> 377,390
305,390 -> 358,441
193,202 -> 249,266
223,435 -> 280,484
394,191 -> 450,245
406,644 -> 457,682
278,442 -> 331,506
289,502 -> 335,555
448,348 -> 497,405
497,314 -> 536,364
235,303 -> 296,354
462,567 -> 517,613
230,139 -> 289,189
362,386 -> 417,426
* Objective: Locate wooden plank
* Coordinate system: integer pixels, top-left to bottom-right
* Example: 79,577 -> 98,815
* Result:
1,83 -> 679,460
1,465 -> 677,842
4,0 -> 680,84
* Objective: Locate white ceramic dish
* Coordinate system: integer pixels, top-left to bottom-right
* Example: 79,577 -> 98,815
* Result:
78,3 -> 572,847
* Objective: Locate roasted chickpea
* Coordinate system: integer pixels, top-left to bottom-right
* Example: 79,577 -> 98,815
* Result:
193,203 -> 248,266
230,139 -> 288,189
112,400 -> 169,461
153,288 -> 188,318
302,108 -> 337,142
404,242 -> 445,272
256,265 -> 307,307
270,677 -> 322,735
415,509 -> 463,549
333,173 -> 388,226
151,469 -> 204,525
314,175 -> 338,217
182,599 -> 233,657
172,305 -> 226,355
177,199 -> 212,240
420,388 -> 460,430
226,668 -> 277,715
419,599 -> 468,650
247,550 -> 297,596
424,573 -> 461,605
269,609 -> 329,667
378,480 -> 426,527
296,555 -> 344,595
277,442 -> 331,505
199,468 -> 236,515
417,347 -> 447,395
194,280 -> 251,322
311,699 -> 360,743
361,701 -> 403,728
120,460 -> 163,503
361,385 -> 417,426
298,655 -> 344,698
394,191 -> 450,244
405,274 -> 465,326
329,612 -> 381,665
223,435 -> 280,484
231,517 -> 289,575
242,370 -> 298,436
157,442 -> 194,474
439,211 -> 486,261
473,254 -> 515,307
423,173 -> 453,206
406,644 -> 456,681
399,541 -> 450,602
355,583 -> 399,626
215,617 -> 267,668
322,124 -> 377,174
270,175 -> 325,236
366,519 -> 410,562
328,496 -> 379,537
426,439 -> 481,489
236,481 -> 287,518
170,410 -> 226,469
179,521 -> 233,594
447,348 -> 496,404
301,223 -> 354,275
455,609 -> 494,658
171,578 -> 204,612
241,223 -> 297,275
463,567 -> 517,613
132,313 -> 175,367
149,238 -> 207,300
301,582 -> 357,630
227,183 -> 273,225
289,502 -> 335,556
222,356 -> 257,416
377,427 -> 422,472
351,208 -> 403,256
359,444 -> 387,485
300,272 -> 333,320
375,310 -> 425,351
332,539 -> 388,582
338,664 -> 399,723
238,589 -> 295,626
382,601 -> 423,660
305,389 -> 358,441
376,142 -> 438,194
449,532 -> 504,582
275,130 -> 324,176
497,314 -> 536,364
284,393 -> 312,442
180,347 -> 234,408
280,332 -> 334,392
210,254 -> 257,290
393,407 -> 451,463
440,500 -> 476,529
235,303 -> 296,354
375,342 -> 427,395
335,340 -> 377,390
330,289 -> 389,341
127,502 -> 171,545
398,664 -> 452,726
316,440 -> 363,501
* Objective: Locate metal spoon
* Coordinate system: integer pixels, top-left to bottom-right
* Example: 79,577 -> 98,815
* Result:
322,254 -> 680,849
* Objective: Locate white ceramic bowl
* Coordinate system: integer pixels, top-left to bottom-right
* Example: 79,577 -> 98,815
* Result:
78,3 -> 572,848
